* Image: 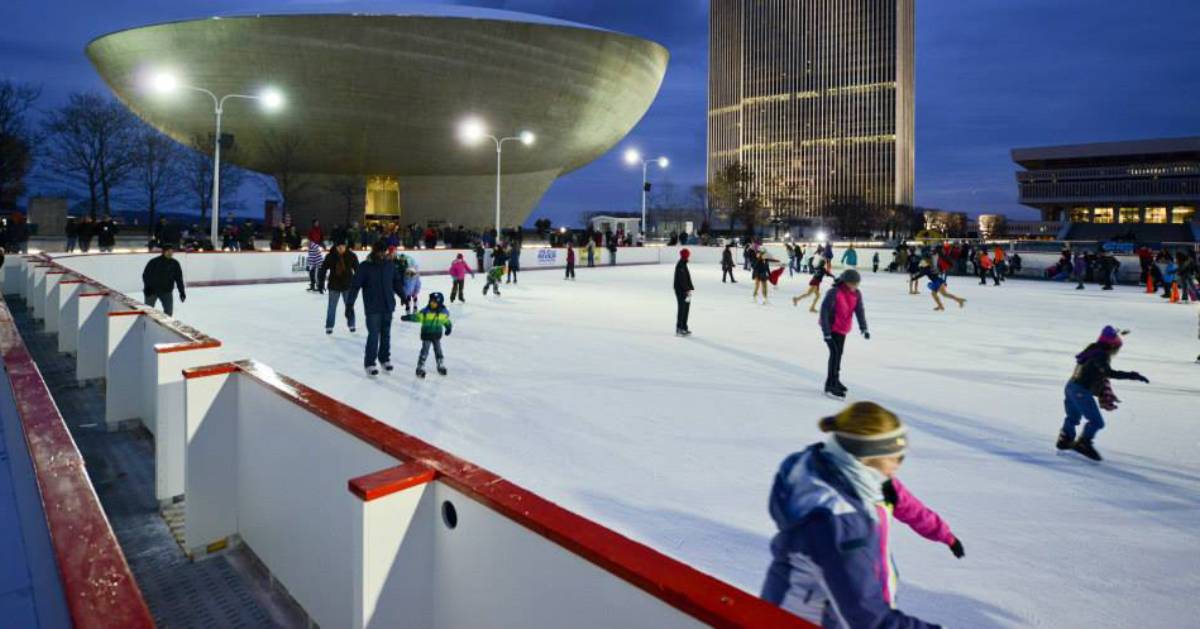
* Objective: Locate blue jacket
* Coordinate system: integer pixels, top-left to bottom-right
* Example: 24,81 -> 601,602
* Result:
761,444 -> 941,629
349,257 -> 404,315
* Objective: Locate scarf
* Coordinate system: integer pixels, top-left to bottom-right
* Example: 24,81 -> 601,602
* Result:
824,437 -> 887,521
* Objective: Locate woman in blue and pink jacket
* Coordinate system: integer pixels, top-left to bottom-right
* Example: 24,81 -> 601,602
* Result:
762,402 -> 961,628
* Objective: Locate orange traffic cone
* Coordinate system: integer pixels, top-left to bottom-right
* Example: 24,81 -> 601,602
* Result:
1170,282 -> 1181,303
1146,276 -> 1154,293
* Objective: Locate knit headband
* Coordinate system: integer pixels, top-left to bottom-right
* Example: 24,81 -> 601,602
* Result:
831,426 -> 909,459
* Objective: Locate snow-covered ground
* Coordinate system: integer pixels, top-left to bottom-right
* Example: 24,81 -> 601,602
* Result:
180,264 -> 1200,629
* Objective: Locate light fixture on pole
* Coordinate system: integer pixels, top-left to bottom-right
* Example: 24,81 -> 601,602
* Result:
459,117 -> 535,236
150,71 -> 284,247
624,149 -> 668,242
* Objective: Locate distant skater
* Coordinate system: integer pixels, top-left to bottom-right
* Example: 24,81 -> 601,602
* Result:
141,244 -> 186,316
918,260 -> 966,311
722,244 -> 737,283
565,243 -> 576,280
674,248 -> 694,336
448,253 -> 474,303
792,259 -> 830,313
872,251 -> 880,273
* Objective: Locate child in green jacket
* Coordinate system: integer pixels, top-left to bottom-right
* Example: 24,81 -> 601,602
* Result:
483,265 -> 504,296
403,292 -> 452,378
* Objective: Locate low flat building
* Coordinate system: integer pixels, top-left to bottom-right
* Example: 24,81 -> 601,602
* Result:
1012,137 -> 1200,241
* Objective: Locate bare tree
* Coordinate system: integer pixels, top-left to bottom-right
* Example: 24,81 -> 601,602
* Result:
130,123 -> 185,233
708,161 -> 757,233
184,133 -> 244,219
41,92 -> 138,217
324,177 -> 361,225
259,130 -> 312,212
824,195 -> 876,238
0,80 -> 40,210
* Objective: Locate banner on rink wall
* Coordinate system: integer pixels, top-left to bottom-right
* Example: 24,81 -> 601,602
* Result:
535,248 -> 558,265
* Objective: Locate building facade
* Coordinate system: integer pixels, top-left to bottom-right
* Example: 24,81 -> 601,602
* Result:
1012,137 -> 1199,239
708,0 -> 914,222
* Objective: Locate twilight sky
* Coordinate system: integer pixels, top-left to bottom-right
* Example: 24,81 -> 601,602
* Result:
2,0 -> 1198,224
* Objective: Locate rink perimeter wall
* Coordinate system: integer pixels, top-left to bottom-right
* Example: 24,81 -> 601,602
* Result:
4,252 -> 812,628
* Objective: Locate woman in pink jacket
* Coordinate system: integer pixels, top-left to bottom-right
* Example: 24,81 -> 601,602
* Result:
448,254 -> 475,303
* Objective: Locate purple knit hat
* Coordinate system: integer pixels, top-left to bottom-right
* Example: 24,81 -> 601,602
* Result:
1097,325 -> 1123,347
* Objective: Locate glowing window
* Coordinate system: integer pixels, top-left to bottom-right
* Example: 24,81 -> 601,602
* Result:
1144,207 -> 1167,224
1119,208 -> 1140,223
1093,208 -> 1114,224
1070,207 -> 1091,223
1171,206 -> 1195,224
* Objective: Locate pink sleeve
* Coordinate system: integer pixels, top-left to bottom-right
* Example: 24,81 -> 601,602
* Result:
891,477 -> 955,546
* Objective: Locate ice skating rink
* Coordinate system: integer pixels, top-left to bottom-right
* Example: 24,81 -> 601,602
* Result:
183,263 -> 1199,629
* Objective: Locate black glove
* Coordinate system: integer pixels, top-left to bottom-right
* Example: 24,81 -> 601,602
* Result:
179,293 -> 187,303
1133,372 -> 1149,383
949,538 -> 964,559
445,327 -> 452,336
862,330 -> 871,340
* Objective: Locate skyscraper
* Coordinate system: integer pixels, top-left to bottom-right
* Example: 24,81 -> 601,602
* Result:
708,0 -> 914,223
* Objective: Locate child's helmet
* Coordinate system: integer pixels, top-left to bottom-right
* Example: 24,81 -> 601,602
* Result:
429,292 -> 444,304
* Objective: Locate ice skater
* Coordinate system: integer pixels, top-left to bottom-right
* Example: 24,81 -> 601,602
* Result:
721,244 -> 737,283
448,253 -> 474,303
872,251 -> 880,273
840,244 -> 858,269
918,260 -> 966,311
674,248 -> 694,336
792,258 -> 830,312
818,270 -> 868,399
565,243 -> 576,280
348,241 -> 405,377
907,253 -> 922,294
402,266 -> 421,314
752,250 -> 780,304
405,292 -> 452,378
320,241 -> 359,334
1056,326 -> 1149,461
482,262 -> 503,296
761,402 -> 950,628
305,239 -> 323,292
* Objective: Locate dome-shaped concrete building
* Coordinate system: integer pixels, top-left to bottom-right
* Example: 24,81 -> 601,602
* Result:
86,7 -> 669,229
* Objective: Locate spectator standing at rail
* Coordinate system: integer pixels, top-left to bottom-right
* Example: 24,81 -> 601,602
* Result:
348,240 -> 405,377
142,244 -> 186,316
65,217 -> 78,252
320,240 -> 359,334
7,213 -> 29,254
307,219 -> 324,248
78,216 -> 95,252
607,238 -> 617,266
586,239 -> 596,267
97,215 -> 118,253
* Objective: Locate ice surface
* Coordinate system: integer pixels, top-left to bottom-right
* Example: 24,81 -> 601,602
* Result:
180,264 -> 1200,629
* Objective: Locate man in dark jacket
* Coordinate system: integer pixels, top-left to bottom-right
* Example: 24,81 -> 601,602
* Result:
142,244 -> 186,316
674,248 -> 694,336
721,244 -> 736,283
78,217 -> 96,252
97,215 -> 118,252
348,241 -> 405,376
320,241 -> 360,334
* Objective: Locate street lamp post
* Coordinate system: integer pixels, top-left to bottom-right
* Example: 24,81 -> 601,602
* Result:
150,73 -> 283,246
459,119 -> 534,237
624,149 -> 668,242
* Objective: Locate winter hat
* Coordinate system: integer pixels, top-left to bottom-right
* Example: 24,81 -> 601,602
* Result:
840,269 -> 862,284
456,253 -> 464,260
1097,325 -> 1124,348
819,402 -> 908,459
428,292 -> 444,304
680,248 -> 690,260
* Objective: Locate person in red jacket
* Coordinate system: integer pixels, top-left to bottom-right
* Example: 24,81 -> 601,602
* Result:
307,219 -> 324,247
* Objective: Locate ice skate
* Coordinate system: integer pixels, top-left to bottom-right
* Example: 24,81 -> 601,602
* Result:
326,328 -> 333,335
365,365 -> 379,377
349,326 -> 356,333
437,365 -> 447,376
415,367 -> 426,379
1072,438 -> 1102,462
382,361 -> 393,373
824,386 -> 845,400
1055,431 -> 1074,451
